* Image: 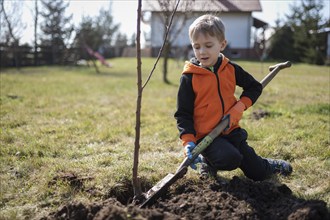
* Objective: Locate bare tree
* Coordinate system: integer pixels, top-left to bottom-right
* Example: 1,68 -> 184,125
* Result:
133,0 -> 180,199
146,0 -> 195,84
133,0 -> 143,198
0,0 -> 26,68
145,0 -> 222,83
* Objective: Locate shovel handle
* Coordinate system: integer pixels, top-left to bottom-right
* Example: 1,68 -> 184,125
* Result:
269,61 -> 292,71
176,115 -> 230,172
261,61 -> 292,88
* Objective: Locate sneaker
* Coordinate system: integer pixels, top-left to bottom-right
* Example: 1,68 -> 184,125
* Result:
266,158 -> 293,176
199,162 -> 217,180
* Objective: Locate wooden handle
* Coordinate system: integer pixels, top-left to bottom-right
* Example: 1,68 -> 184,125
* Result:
269,61 -> 292,71
261,61 -> 292,88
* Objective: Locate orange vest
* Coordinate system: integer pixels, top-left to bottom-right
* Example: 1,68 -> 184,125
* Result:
181,56 -> 242,142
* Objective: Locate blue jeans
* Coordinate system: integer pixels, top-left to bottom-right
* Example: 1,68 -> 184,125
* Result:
200,128 -> 273,181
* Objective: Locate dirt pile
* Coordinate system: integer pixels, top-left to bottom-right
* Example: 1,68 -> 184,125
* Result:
43,176 -> 329,220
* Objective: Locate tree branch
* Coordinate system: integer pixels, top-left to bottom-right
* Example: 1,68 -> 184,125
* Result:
1,0 -> 18,42
141,0 -> 181,90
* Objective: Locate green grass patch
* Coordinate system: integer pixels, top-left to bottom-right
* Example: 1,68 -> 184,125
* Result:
296,103 -> 330,115
0,59 -> 329,219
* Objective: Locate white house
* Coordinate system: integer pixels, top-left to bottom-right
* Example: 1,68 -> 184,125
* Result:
142,0 -> 267,59
320,27 -> 330,64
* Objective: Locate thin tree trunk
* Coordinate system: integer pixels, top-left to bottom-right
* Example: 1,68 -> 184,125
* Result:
14,41 -> 19,69
132,0 -> 181,201
34,0 -> 38,66
133,0 -> 143,198
162,42 -> 170,84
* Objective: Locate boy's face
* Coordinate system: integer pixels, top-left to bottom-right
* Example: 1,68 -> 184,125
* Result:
191,32 -> 227,68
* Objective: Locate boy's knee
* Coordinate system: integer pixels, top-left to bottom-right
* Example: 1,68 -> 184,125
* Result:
213,152 -> 243,171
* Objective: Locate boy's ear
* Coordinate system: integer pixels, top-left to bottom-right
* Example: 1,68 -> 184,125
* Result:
220,40 -> 227,51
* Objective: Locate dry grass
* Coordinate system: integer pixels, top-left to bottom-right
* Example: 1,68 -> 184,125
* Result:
0,58 -> 329,219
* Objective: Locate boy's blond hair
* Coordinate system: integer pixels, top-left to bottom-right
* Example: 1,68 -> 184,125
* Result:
189,14 -> 226,42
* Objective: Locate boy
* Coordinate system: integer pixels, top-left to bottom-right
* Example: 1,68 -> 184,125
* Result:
174,15 -> 292,181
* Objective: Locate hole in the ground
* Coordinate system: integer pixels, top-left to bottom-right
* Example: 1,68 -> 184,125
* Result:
251,109 -> 270,120
105,177 -> 153,205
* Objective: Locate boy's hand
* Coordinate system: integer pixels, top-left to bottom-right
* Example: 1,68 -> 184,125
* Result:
184,142 -> 202,170
184,142 -> 196,159
226,101 -> 246,128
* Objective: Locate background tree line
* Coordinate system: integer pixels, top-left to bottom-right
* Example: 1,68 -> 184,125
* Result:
0,0 -> 130,68
0,0 -> 329,69
268,0 -> 329,65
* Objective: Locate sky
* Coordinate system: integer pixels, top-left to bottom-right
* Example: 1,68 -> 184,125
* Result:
17,0 -> 330,45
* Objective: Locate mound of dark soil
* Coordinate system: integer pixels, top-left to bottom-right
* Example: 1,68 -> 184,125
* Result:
44,176 -> 329,220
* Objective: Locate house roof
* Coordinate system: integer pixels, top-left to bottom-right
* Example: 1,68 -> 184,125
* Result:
143,0 -> 262,12
253,17 -> 268,28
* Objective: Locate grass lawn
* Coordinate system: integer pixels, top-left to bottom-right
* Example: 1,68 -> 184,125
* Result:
0,58 -> 329,219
